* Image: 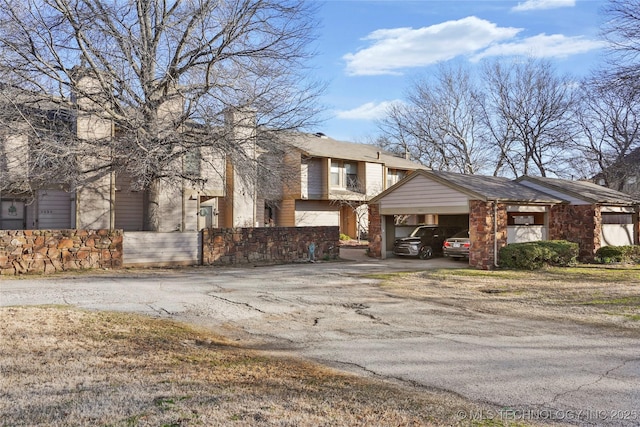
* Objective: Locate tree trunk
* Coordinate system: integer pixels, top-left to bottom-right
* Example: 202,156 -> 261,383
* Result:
146,178 -> 161,231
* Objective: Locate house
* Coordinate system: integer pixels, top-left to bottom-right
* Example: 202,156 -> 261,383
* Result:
0,90 -> 238,233
368,170 -> 640,269
268,133 -> 427,238
1,81 -> 425,235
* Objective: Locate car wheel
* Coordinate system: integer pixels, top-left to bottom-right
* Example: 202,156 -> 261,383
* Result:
418,246 -> 433,260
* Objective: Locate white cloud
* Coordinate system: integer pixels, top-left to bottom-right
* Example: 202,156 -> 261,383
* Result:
343,17 -> 521,76
470,33 -> 605,61
512,0 -> 575,12
335,100 -> 402,120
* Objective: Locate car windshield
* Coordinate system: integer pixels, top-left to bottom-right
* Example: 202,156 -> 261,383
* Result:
411,227 -> 434,238
450,230 -> 469,239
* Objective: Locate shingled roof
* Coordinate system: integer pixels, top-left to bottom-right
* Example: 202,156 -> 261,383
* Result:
283,133 -> 428,170
429,171 -> 564,203
371,169 -> 639,206
518,176 -> 640,205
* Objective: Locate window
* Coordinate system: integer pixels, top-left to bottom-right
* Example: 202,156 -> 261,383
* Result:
330,160 -> 360,190
507,212 -> 544,226
345,162 -> 358,190
184,148 -> 200,177
330,161 -> 340,186
602,213 -> 633,224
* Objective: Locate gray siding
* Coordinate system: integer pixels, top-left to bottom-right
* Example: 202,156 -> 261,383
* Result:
305,158 -> 324,199
38,190 -> 72,229
379,175 -> 470,214
115,175 -> 144,231
365,162 -> 384,196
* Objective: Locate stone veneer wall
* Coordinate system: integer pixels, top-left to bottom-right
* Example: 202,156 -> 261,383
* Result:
0,229 -> 123,275
549,204 -> 599,260
468,201 -> 508,270
367,204 -> 382,259
202,226 -> 340,266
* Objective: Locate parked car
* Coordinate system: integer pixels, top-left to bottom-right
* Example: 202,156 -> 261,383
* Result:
442,229 -> 470,260
393,225 -> 461,259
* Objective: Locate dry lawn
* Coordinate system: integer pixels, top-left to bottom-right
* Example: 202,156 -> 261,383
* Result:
376,265 -> 640,334
1,306 -> 511,427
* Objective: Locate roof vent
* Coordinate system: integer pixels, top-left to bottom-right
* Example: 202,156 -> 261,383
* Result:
313,132 -> 327,138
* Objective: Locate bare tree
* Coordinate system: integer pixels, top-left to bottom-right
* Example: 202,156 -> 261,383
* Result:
330,178 -> 375,242
0,0 -> 323,230
376,64 -> 492,174
572,75 -> 640,188
600,0 -> 640,85
480,58 -> 580,177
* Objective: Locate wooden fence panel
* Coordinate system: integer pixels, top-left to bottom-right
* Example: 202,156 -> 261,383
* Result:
123,231 -> 201,267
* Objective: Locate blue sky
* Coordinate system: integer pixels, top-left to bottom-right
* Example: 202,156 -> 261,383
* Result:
310,0 -> 607,142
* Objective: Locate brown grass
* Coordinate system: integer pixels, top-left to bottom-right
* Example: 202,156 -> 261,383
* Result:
379,266 -> 640,333
0,306 -> 518,427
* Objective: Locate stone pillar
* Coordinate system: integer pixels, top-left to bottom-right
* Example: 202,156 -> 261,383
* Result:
469,200 -> 507,270
368,203 -> 382,258
549,204 -> 598,261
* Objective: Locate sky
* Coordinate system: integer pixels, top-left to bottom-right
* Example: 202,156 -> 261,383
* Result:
310,0 -> 608,142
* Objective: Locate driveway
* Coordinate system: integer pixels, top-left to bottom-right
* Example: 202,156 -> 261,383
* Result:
1,249 -> 638,426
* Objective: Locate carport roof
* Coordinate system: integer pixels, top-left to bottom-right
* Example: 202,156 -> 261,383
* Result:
370,170 -> 565,204
517,176 -> 640,205
430,171 -> 564,202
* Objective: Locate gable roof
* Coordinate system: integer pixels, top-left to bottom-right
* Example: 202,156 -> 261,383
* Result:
283,133 -> 427,170
370,170 -> 564,204
517,176 -> 639,205
371,170 -> 640,206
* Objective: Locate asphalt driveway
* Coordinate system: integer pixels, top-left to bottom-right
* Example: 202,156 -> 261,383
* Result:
1,249 -> 638,426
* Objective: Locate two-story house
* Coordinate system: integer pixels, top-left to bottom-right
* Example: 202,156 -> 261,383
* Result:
0,80 -> 254,233
1,82 -> 425,235
265,132 -> 427,238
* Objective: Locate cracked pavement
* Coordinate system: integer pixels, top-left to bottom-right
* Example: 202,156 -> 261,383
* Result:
1,249 -> 638,426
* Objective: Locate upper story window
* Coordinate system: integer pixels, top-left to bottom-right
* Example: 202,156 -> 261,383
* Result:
184,147 -> 200,177
331,160 -> 359,190
387,169 -> 406,188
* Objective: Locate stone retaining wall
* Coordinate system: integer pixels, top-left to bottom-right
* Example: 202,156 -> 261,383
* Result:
202,226 -> 339,266
0,229 -> 123,276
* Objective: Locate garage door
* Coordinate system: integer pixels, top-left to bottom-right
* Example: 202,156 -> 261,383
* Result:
38,190 -> 72,229
295,200 -> 339,227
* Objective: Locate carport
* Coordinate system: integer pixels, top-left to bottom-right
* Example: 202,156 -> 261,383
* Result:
369,171 -> 640,269
367,170 -> 566,269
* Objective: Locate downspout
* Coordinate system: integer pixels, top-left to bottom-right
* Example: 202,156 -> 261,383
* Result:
181,179 -> 186,232
110,171 -> 116,231
494,200 -> 499,268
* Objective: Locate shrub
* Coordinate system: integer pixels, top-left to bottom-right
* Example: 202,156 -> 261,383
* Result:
499,240 -> 579,270
595,245 -> 640,264
339,233 -> 351,241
